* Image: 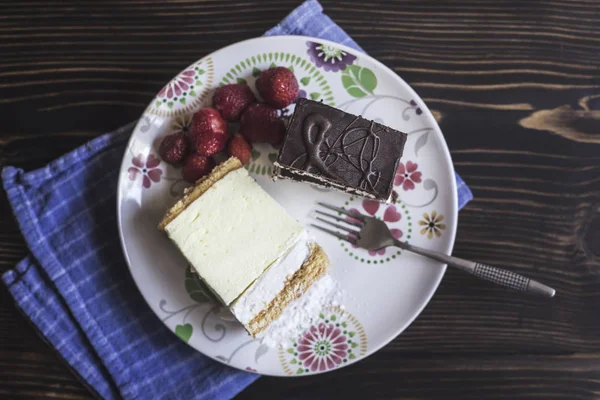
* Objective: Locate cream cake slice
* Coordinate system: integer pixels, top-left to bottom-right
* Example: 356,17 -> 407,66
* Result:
159,157 -> 330,337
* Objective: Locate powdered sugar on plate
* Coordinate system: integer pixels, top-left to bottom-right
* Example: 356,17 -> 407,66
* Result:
259,274 -> 343,348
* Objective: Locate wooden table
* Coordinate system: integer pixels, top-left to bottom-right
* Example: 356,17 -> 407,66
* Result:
1,0 -> 599,398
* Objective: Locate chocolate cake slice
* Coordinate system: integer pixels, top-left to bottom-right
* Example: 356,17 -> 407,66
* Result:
274,98 -> 407,202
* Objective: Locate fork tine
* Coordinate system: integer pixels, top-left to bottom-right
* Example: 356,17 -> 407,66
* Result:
317,202 -> 366,221
315,210 -> 363,227
315,217 -> 360,234
310,224 -> 357,244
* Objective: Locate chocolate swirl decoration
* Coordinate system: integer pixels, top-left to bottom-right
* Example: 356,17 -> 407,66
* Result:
280,99 -> 407,200
339,120 -> 381,192
300,113 -> 339,180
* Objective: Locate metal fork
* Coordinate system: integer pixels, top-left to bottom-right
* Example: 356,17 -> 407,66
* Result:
312,202 -> 556,298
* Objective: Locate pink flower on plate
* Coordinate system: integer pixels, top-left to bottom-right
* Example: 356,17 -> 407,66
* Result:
297,323 -> 348,372
383,205 -> 401,223
361,199 -> 379,216
158,68 -> 196,99
395,161 -> 422,191
128,154 -> 162,189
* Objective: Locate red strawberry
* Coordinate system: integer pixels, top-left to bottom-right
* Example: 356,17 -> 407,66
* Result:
182,153 -> 215,183
212,84 -> 256,121
226,134 -> 252,165
189,107 -> 228,156
190,107 -> 227,137
189,131 -> 227,157
256,67 -> 299,109
159,133 -> 188,164
240,103 -> 285,144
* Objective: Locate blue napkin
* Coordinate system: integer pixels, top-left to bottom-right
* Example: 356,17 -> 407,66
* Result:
2,1 -> 472,399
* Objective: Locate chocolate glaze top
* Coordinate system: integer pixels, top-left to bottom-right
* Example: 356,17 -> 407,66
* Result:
277,98 -> 407,200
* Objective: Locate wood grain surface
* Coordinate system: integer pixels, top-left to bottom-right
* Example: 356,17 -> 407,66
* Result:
1,0 -> 599,399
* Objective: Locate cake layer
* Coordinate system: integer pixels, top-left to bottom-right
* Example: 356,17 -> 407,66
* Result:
276,166 -> 383,201
158,157 -> 242,230
230,231 -> 310,325
274,98 -> 407,202
163,162 -> 304,305
242,243 -> 329,337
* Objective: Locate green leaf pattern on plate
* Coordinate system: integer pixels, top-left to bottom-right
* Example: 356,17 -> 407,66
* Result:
245,147 -> 279,176
175,323 -> 193,343
341,65 -> 377,98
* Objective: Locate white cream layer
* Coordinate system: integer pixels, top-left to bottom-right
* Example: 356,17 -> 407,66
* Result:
164,167 -> 304,305
230,230 -> 310,324
273,163 -> 394,202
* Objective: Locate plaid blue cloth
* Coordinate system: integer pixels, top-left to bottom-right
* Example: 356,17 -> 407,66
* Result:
2,1 -> 472,399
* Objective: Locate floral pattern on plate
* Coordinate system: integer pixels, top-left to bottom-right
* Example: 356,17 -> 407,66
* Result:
306,41 -> 356,72
395,161 -> 422,191
279,307 -> 367,375
128,154 -> 162,189
418,211 -> 446,239
146,57 -> 214,117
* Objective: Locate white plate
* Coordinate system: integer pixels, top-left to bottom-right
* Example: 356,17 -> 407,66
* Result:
117,36 -> 457,376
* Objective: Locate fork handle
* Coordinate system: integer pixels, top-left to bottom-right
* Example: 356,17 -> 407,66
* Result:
393,240 -> 555,298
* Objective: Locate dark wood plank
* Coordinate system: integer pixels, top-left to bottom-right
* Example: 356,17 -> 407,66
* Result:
238,353 -> 600,400
1,0 -> 599,398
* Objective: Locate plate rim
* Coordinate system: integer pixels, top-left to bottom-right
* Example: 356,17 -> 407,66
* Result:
116,34 -> 458,376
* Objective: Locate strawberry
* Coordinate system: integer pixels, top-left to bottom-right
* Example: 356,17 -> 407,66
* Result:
189,131 -> 227,157
212,84 -> 256,121
226,134 -> 252,165
188,107 -> 228,156
159,133 -> 188,164
190,107 -> 227,137
182,153 -> 215,183
240,103 -> 285,144
256,67 -> 299,109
